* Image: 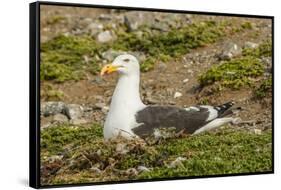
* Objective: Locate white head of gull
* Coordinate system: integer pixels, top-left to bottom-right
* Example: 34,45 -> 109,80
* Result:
100,54 -> 240,140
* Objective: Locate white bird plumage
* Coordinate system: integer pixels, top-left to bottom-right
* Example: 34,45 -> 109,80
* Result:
101,54 -> 239,140
102,54 -> 146,139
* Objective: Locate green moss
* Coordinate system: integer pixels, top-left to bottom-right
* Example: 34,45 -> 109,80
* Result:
41,84 -> 64,101
198,97 -> 211,105
254,77 -> 272,99
140,57 -> 156,72
40,62 -> 81,82
199,56 -> 264,89
241,21 -> 253,29
41,124 -> 272,185
41,124 -> 103,156
199,40 -> 272,90
113,21 -> 227,71
243,40 -> 272,57
139,129 -> 272,179
46,16 -> 66,25
41,35 -> 99,57
41,35 -> 103,82
46,90 -> 64,100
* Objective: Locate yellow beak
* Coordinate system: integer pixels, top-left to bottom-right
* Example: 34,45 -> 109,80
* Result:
100,64 -> 118,76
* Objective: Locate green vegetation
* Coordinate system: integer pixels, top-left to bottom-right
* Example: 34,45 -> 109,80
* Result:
42,90 -> 64,102
198,97 -> 211,105
41,124 -> 102,156
240,21 -> 253,30
41,35 -> 102,82
41,20 -> 246,82
243,40 -> 272,57
113,21 -> 227,70
41,124 -> 272,185
40,62 -> 81,82
199,56 -> 264,89
46,16 -> 66,25
199,40 -> 272,90
254,77 -> 272,99
41,84 -> 65,101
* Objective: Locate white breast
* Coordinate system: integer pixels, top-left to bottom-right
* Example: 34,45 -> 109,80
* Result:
103,74 -> 145,140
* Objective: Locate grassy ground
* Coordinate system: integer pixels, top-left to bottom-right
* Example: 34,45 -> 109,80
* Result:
40,124 -> 272,185
40,19 -> 252,82
199,40 -> 272,90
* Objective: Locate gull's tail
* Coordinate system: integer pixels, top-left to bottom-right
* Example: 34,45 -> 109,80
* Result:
215,101 -> 241,117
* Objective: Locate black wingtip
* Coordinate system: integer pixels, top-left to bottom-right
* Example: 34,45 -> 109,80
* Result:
215,101 -> 235,116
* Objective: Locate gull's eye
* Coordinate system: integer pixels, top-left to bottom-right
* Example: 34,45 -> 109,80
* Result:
123,58 -> 130,62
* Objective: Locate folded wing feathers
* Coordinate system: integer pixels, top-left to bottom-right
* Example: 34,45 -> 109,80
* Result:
190,101 -> 236,122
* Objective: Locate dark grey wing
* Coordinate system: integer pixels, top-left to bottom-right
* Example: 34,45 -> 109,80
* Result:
133,101 -> 236,138
133,105 -> 210,138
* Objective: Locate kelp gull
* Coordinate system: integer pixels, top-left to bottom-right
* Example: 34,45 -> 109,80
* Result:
100,54 -> 239,140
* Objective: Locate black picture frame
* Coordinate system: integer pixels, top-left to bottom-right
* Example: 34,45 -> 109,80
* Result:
30,1 -> 274,189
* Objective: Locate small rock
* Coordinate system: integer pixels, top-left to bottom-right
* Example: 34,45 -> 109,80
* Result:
131,51 -> 146,63
145,96 -> 158,104
116,143 -> 129,154
70,118 -> 88,125
125,168 -> 138,176
98,14 -> 112,20
168,157 -> 187,168
183,78 -> 189,83
92,76 -> 103,84
83,55 -> 90,64
111,23 -> 117,29
96,30 -> 114,43
41,123 -> 51,129
261,57 -> 272,68
65,104 -> 84,120
219,42 -> 242,60
147,79 -> 154,84
41,102 -> 66,117
94,102 -> 107,110
153,128 -> 169,139
244,41 -> 259,49
96,149 -> 102,156
87,22 -> 103,36
101,106 -> 109,114
90,166 -> 101,174
187,69 -> 193,74
152,22 -> 170,32
48,155 -> 63,163
83,17 -> 93,24
157,62 -> 167,71
168,100 -> 176,105
174,92 -> 183,99
94,95 -> 103,102
102,49 -> 125,62
253,129 -> 262,135
71,28 -> 83,35
53,113 -> 69,123
137,165 -> 150,172
124,12 -> 146,31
